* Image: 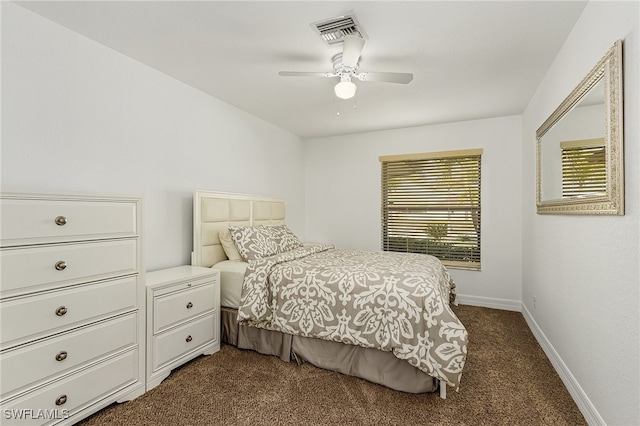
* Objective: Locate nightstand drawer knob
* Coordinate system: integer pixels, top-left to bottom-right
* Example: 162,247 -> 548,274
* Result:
55,395 -> 67,406
55,306 -> 68,316
186,302 -> 193,309
55,351 -> 68,361
186,335 -> 193,343
54,216 -> 68,226
55,261 -> 67,271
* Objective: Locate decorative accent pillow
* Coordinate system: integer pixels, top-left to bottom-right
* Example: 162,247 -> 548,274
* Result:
219,228 -> 243,261
270,224 -> 304,253
228,225 -> 302,261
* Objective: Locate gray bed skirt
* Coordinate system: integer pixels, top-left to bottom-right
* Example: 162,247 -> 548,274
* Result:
220,307 -> 437,393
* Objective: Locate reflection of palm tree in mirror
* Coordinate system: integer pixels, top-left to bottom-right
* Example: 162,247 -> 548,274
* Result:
561,141 -> 606,198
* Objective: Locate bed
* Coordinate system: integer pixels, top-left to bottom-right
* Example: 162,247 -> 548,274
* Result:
191,190 -> 468,398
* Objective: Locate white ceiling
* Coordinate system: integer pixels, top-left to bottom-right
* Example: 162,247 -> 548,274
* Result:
17,1 -> 587,139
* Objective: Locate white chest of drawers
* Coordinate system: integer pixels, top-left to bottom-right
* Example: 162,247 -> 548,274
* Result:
0,192 -> 145,425
145,265 -> 220,391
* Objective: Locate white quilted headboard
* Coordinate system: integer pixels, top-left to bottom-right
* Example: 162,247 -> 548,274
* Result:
191,190 -> 286,268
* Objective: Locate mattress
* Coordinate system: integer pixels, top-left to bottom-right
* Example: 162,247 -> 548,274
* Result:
213,260 -> 247,309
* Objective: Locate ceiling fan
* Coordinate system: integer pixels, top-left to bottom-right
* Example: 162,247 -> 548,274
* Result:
278,35 -> 413,100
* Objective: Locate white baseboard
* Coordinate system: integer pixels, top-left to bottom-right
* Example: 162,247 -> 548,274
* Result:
457,296 -> 604,424
456,294 -> 522,312
521,304 -> 605,426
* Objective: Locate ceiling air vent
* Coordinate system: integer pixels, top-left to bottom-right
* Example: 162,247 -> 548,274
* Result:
311,13 -> 368,46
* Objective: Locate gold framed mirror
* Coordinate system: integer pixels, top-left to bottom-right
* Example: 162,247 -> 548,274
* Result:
536,39 -> 624,215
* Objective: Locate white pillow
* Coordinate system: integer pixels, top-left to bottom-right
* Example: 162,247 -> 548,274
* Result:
219,228 -> 243,261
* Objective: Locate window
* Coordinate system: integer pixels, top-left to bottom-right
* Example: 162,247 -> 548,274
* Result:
561,138 -> 606,198
380,149 -> 482,270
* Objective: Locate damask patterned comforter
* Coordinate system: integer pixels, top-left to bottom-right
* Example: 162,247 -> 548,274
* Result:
237,244 -> 468,389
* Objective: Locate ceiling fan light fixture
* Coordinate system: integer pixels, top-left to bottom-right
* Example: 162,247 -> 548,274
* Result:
334,80 -> 357,99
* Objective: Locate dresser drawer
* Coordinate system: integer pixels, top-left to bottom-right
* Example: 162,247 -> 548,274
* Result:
1,239 -> 138,298
1,348 -> 138,426
152,313 -> 216,371
0,197 -> 137,247
1,313 -> 138,399
153,282 -> 216,333
1,277 -> 138,348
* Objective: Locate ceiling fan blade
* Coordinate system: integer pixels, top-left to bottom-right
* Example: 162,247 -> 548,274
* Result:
341,35 -> 365,68
278,71 -> 336,78
355,72 -> 414,84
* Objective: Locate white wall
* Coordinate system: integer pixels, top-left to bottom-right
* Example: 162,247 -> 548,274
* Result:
522,2 -> 639,425
304,116 -> 523,309
1,3 -> 306,272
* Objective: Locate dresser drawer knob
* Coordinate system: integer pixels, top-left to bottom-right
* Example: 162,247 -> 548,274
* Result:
186,302 -> 193,309
55,395 -> 67,406
54,261 -> 67,271
54,216 -> 68,226
55,351 -> 68,361
186,335 -> 193,343
55,306 -> 68,316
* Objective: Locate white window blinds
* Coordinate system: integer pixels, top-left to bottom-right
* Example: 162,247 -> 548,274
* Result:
561,139 -> 606,198
380,149 -> 482,270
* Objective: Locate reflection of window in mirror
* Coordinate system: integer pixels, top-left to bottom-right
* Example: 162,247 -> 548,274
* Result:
561,138 -> 606,197
539,88 -> 605,201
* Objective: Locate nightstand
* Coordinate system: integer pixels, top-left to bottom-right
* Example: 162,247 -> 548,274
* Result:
145,265 -> 220,391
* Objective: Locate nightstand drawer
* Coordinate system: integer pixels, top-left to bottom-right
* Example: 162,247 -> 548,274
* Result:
1,239 -> 138,298
1,313 -> 138,399
0,198 -> 137,247
152,313 -> 216,370
153,283 -> 216,333
1,348 -> 139,426
1,277 -> 138,347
